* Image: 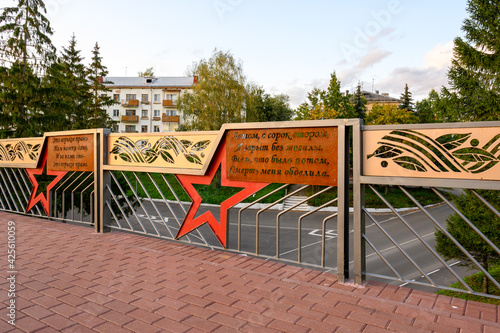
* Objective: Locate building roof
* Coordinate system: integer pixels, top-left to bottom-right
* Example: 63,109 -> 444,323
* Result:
103,76 -> 195,88
361,90 -> 400,103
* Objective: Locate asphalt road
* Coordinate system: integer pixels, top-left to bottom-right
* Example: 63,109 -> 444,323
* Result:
102,198 -> 478,293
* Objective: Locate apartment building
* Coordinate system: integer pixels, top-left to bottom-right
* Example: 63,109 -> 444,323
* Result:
103,76 -> 195,133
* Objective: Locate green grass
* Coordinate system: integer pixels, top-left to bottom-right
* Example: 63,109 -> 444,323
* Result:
306,185 -> 444,209
120,171 -> 289,205
437,265 -> 500,305
120,170 -> 445,209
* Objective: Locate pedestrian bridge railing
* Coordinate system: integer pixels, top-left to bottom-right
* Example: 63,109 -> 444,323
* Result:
1,120 -> 499,300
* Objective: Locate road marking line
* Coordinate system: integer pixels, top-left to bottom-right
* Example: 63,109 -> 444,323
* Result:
398,261 -> 461,287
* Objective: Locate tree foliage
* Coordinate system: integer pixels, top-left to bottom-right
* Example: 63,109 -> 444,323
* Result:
0,0 -> 55,71
42,34 -> 92,130
399,83 -> 414,112
435,190 -> 500,294
365,104 -> 419,125
87,42 -> 115,129
432,0 -> 500,296
0,62 -> 42,137
245,85 -> 293,122
138,67 -> 155,77
351,83 -> 367,119
295,72 -> 356,120
178,49 -> 247,131
440,0 -> 500,121
0,0 -> 56,137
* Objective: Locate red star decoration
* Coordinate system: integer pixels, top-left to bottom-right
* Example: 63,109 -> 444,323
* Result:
25,150 -> 67,215
175,142 -> 269,248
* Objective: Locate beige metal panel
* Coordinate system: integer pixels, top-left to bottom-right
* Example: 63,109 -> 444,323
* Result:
106,131 -> 220,173
0,137 -> 44,168
364,126 -> 500,181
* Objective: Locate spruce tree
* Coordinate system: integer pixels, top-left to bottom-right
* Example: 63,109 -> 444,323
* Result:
351,83 -> 367,119
398,83 -> 414,112
434,0 -> 500,295
294,72 -> 355,120
320,72 -> 355,119
0,0 -> 55,71
87,42 -> 115,129
443,0 -> 500,121
59,34 -> 92,129
0,0 -> 55,137
435,190 -> 500,294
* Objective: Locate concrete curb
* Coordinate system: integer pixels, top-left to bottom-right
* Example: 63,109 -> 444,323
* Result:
147,198 -> 444,213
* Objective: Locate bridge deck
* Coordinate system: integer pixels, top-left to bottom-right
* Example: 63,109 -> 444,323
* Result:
1,212 -> 498,332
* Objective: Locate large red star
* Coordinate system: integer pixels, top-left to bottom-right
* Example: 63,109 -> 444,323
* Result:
175,142 -> 269,248
25,150 -> 67,215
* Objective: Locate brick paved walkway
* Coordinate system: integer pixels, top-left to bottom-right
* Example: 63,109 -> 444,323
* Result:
0,212 -> 499,332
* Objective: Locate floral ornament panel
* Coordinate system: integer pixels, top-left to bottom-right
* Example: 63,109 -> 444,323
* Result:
0,138 -> 43,166
107,133 -> 219,170
364,127 -> 500,180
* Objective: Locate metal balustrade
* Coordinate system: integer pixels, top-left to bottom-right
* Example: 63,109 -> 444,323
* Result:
1,120 -> 499,300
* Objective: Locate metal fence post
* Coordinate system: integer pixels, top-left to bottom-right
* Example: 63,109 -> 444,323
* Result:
336,122 -> 350,282
353,120 -> 365,284
96,128 -> 112,233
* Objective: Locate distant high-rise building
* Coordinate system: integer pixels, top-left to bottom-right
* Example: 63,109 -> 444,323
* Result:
103,76 -> 195,133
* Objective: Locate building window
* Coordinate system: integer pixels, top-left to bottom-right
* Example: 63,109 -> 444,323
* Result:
126,109 -> 136,116
169,110 -> 177,116
113,94 -> 120,101
113,109 -> 119,117
168,123 -> 178,132
126,94 -> 136,101
112,124 -> 119,132
165,94 -> 178,104
153,125 -> 160,132
154,110 -> 160,117
141,125 -> 148,133
141,110 -> 148,118
154,94 -> 161,102
141,94 -> 149,102
125,125 -> 136,132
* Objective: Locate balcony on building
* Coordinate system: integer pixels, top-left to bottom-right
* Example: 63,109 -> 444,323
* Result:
162,115 -> 180,122
153,116 -> 161,121
121,115 -> 139,122
162,99 -> 177,107
122,99 -> 139,107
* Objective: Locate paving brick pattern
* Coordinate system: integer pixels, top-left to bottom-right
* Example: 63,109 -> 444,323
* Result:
1,212 -> 499,332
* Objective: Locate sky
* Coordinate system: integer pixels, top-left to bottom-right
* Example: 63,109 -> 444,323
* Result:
16,0 -> 469,108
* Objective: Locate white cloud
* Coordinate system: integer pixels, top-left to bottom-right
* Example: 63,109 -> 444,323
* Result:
370,41 -> 454,100
338,47 -> 392,88
423,41 -> 454,69
358,48 -> 392,71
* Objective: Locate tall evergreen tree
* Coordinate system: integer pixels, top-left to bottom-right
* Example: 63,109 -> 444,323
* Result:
87,42 -> 115,129
0,0 -> 55,137
398,83 -> 414,112
435,190 -> 500,294
442,0 -> 500,121
294,72 -> 355,120
434,0 -> 500,295
0,63 -> 41,137
0,0 -> 55,71
60,34 -> 92,129
351,83 -> 367,119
